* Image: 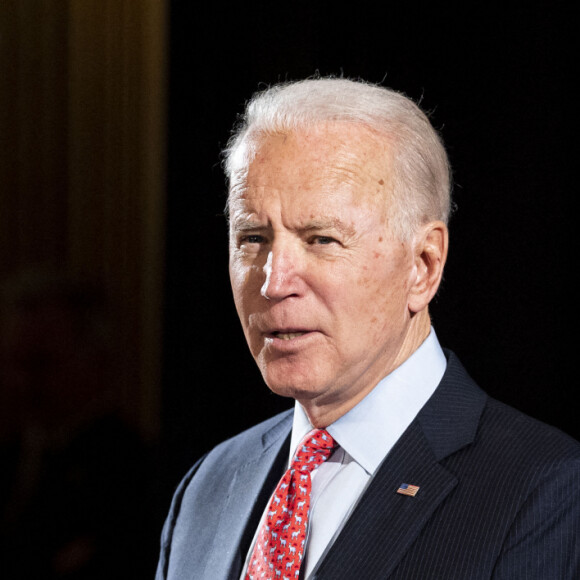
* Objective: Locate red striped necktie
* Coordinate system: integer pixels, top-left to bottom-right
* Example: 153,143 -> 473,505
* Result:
246,429 -> 336,580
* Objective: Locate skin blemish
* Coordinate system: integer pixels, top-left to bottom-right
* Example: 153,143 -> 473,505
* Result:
378,237 -> 383,242
378,179 -> 384,185
373,251 -> 382,259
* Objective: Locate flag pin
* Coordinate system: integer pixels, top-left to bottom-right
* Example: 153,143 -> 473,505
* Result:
397,483 -> 420,497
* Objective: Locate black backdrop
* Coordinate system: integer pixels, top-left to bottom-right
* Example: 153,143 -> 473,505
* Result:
161,2 -> 576,488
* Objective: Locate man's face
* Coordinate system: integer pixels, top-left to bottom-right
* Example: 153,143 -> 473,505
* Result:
228,123 -> 418,423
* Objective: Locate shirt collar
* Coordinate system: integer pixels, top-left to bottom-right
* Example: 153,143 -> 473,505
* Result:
290,328 -> 447,474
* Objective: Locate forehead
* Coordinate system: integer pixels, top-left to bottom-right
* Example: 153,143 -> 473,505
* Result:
228,123 -> 392,216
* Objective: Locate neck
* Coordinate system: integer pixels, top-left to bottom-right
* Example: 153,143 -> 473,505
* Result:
390,309 -> 432,371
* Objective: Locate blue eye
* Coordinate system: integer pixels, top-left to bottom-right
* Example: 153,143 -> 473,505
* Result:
243,235 -> 264,244
314,236 -> 336,245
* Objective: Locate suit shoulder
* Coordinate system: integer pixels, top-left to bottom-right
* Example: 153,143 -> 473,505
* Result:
198,408 -> 293,467
482,396 -> 580,465
439,351 -> 580,466
162,409 -> 293,533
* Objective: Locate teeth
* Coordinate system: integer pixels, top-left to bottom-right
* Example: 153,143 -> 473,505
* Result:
276,332 -> 306,340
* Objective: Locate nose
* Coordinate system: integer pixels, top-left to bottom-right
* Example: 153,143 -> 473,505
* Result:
260,241 -> 302,301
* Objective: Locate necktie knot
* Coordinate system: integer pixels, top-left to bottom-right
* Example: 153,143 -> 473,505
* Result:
292,429 -> 335,474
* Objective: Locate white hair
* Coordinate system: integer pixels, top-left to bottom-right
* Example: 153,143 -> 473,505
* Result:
223,77 -> 452,240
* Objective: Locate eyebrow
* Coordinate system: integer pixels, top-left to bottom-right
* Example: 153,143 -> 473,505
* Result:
230,219 -> 266,232
231,217 -> 356,238
299,219 -> 356,238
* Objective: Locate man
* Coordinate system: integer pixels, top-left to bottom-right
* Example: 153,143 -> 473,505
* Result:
156,78 -> 580,579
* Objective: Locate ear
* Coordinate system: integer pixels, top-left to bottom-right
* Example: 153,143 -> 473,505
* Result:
408,221 -> 449,314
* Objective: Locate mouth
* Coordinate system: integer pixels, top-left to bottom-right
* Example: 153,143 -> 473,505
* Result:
271,331 -> 309,341
265,327 -> 319,342
261,327 -> 320,352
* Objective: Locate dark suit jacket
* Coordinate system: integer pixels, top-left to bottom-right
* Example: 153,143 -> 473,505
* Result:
156,352 -> 580,579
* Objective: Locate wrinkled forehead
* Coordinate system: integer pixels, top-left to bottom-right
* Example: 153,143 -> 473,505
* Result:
227,123 -> 393,207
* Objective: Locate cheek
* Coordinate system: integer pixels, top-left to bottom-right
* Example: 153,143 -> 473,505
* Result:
229,261 -> 263,326
229,261 -> 250,320
229,252 -> 247,284
355,261 -> 411,326
229,262 -> 243,304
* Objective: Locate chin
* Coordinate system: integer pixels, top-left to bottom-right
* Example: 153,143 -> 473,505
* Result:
261,367 -> 328,402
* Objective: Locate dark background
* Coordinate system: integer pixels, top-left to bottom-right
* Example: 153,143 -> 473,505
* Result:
162,0 -> 577,490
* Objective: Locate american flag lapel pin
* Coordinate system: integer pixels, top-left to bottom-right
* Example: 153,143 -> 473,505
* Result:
397,483 -> 420,497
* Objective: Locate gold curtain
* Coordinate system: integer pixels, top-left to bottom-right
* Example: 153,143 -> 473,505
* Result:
0,0 -> 167,440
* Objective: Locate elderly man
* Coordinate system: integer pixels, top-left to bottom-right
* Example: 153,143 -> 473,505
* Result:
156,78 -> 580,579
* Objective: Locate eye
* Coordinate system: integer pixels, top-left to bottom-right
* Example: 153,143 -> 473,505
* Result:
239,234 -> 265,244
245,235 -> 264,244
310,235 -> 338,245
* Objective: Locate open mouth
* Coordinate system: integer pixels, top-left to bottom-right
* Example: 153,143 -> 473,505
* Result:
271,331 -> 309,340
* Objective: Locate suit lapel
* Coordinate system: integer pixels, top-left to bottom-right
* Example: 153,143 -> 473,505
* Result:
313,422 -> 457,579
203,414 -> 292,580
313,352 -> 487,579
